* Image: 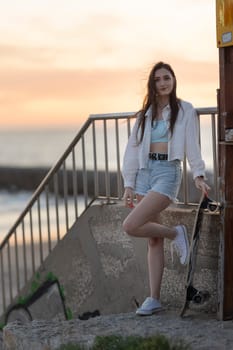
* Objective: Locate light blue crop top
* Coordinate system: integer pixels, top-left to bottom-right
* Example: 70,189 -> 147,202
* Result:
151,120 -> 168,143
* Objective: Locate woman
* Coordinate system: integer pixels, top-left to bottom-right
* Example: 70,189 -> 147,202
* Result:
122,61 -> 210,316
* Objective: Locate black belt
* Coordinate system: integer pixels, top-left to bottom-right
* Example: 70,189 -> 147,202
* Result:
149,152 -> 168,160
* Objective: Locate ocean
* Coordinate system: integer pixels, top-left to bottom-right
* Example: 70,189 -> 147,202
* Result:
0,127 -> 78,167
0,127 -> 79,240
0,121 -> 216,241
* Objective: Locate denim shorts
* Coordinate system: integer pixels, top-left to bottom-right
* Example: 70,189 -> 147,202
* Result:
135,159 -> 182,201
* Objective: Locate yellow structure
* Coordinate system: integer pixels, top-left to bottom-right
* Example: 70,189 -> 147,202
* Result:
216,0 -> 233,47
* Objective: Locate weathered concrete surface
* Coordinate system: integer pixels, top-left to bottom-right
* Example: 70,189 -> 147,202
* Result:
3,309 -> 233,350
0,202 -> 223,350
5,202 -> 219,324
47,203 -> 220,317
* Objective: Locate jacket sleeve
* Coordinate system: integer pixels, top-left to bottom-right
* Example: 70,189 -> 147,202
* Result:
121,118 -> 140,189
185,107 -> 206,179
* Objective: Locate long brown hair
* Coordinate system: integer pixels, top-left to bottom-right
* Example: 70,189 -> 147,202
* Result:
137,61 -> 180,142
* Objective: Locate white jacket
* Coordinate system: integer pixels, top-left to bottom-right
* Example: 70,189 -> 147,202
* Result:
122,100 -> 206,189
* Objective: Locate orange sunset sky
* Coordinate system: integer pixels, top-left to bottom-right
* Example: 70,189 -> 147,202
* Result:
1,0 -> 219,129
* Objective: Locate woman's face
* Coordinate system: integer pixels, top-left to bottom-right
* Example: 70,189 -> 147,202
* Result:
154,67 -> 175,97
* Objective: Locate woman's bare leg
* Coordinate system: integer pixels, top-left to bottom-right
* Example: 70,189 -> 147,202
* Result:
123,191 -> 176,239
148,237 -> 164,299
134,194 -> 164,300
123,192 -> 189,311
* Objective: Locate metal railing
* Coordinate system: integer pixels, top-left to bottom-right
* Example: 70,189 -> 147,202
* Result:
0,107 -> 218,319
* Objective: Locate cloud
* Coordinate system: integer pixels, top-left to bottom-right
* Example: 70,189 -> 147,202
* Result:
0,54 -> 218,128
0,0 -> 218,72
0,66 -> 142,127
0,57 -> 218,98
0,66 -> 140,97
0,0 -> 219,129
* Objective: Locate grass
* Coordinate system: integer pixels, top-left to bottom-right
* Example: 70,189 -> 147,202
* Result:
58,334 -> 191,350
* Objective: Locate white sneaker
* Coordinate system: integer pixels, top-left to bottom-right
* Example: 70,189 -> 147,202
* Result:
136,297 -> 162,316
171,225 -> 189,265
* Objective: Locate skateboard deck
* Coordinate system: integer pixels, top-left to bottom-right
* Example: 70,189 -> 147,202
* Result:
180,193 -> 215,317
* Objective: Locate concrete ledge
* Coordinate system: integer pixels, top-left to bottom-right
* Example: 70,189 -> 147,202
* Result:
29,201 -> 220,319
3,310 -> 233,350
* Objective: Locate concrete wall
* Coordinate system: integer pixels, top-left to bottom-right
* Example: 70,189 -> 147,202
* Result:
32,201 -> 220,319
0,167 -> 122,197
0,166 -> 217,203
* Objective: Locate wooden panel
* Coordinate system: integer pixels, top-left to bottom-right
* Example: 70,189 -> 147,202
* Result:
223,205 -> 233,319
218,47 -> 233,320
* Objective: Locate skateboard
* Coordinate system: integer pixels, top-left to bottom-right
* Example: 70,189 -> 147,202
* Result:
180,193 -> 220,317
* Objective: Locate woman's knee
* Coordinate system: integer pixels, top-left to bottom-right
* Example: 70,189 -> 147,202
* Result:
148,237 -> 164,248
122,217 -> 137,236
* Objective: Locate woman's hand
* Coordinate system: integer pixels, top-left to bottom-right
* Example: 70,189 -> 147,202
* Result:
194,176 -> 211,194
123,187 -> 135,208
